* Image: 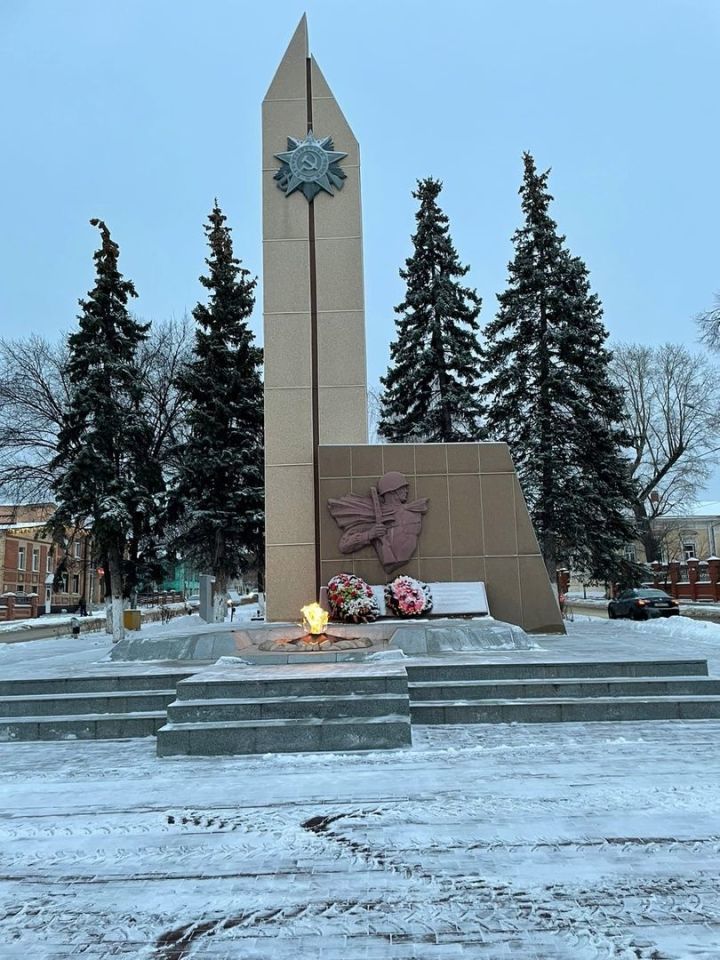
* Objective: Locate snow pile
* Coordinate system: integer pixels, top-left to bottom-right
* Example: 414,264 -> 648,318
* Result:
366,649 -> 407,662
609,614 -> 720,644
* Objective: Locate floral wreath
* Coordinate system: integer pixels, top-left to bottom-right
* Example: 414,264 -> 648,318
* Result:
384,576 -> 433,618
326,573 -> 380,623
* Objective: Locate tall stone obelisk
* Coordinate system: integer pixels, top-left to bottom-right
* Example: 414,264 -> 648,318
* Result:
262,17 -> 368,621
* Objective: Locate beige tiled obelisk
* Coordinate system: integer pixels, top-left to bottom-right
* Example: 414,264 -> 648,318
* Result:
262,19 -> 563,633
263,17 -> 368,620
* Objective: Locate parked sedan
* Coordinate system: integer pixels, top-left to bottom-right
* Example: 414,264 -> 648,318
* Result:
608,588 -> 679,620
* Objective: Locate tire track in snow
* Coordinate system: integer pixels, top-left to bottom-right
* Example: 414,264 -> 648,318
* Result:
145,804 -> 720,959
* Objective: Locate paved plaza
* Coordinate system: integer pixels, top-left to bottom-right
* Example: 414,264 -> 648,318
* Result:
1,616 -> 720,958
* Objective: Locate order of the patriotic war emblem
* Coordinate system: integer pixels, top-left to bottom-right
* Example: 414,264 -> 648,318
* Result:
274,131 -> 347,202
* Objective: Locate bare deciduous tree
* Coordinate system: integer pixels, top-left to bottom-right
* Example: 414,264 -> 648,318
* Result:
122,316 -> 195,602
367,386 -> 383,444
697,293 -> 720,352
134,315 -> 194,468
0,335 -> 70,502
0,318 -> 193,505
611,342 -> 720,562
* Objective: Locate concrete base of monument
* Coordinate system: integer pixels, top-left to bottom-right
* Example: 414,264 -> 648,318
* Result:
388,620 -> 539,655
109,617 -> 541,663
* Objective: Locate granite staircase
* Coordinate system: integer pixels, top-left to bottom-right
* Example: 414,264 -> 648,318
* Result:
3,657 -> 719,749
0,671 -> 192,742
407,658 -> 720,724
157,661 -> 412,756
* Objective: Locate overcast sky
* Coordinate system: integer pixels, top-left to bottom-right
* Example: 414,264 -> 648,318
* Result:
1,0 -> 718,489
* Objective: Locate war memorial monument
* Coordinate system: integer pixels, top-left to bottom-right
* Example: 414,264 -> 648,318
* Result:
262,16 -> 562,635
4,19 -> 720,762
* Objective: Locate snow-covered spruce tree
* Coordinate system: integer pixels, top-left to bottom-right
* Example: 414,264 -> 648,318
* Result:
479,153 -> 638,585
171,203 -> 263,621
379,178 -> 483,442
50,220 -> 154,641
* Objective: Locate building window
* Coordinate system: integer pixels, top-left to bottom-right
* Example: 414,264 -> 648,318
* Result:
683,542 -> 697,560
623,545 -> 637,562
17,546 -> 26,571
71,574 -> 80,594
61,573 -> 68,593
46,553 -> 53,574
74,541 -> 82,559
17,583 -> 24,595
32,548 -> 39,572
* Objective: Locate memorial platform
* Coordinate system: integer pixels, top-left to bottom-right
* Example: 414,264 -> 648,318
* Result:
3,615 -> 720,749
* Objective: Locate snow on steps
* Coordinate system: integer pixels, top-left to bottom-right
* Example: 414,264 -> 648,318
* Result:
406,659 -> 720,724
0,710 -> 167,741
0,671 -> 192,742
157,714 -> 412,756
405,658 -> 710,682
2,658 -> 720,746
411,694 -> 720,724
157,662 -> 413,757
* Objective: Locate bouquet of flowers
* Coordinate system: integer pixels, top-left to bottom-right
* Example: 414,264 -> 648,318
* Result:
384,576 -> 433,618
327,573 -> 380,623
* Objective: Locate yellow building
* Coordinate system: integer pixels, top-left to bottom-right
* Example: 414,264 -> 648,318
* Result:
652,501 -> 720,561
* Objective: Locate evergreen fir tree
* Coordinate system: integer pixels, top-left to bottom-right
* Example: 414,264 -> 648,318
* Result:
50,220 -> 154,640
379,178 -> 483,442
479,154 -> 638,584
171,202 -> 263,620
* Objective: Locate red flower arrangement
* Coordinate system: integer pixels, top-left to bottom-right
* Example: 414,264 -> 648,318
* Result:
327,573 -> 380,623
384,576 -> 433,618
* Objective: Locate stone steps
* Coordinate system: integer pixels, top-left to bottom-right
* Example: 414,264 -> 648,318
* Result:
405,659 -> 709,683
157,662 -> 413,757
409,676 -> 720,701
0,690 -> 176,718
3,658 -> 718,745
158,715 -> 412,756
0,672 -> 190,742
0,671 -> 191,697
167,693 -> 409,724
407,658 -> 719,725
174,674 -> 408,700
410,694 -> 720,724
0,711 -> 165,742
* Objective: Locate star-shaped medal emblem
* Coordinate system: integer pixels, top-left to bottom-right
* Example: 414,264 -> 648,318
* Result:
274,131 -> 348,202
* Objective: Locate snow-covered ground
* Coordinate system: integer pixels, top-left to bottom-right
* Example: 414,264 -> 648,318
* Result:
0,600 -> 262,636
2,616 -> 720,958
0,607 -> 261,676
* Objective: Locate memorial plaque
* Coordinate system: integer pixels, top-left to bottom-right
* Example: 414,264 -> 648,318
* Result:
429,582 -> 489,616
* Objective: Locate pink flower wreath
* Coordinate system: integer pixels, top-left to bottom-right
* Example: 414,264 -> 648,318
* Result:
384,576 -> 433,618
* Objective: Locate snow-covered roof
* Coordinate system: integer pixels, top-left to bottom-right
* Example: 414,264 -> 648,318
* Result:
0,521 -> 47,532
658,501 -> 720,520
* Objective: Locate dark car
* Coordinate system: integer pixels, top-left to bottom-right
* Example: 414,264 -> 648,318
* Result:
608,588 -> 680,620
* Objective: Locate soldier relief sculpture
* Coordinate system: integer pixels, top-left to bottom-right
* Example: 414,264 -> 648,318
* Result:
327,472 -> 429,573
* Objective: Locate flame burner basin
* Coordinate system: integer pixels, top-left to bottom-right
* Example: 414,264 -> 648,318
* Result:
299,632 -> 344,645
257,631 -> 373,652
